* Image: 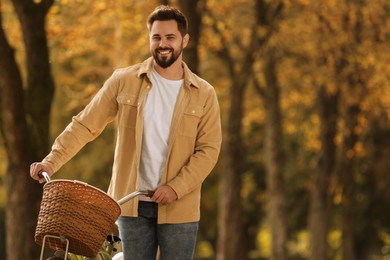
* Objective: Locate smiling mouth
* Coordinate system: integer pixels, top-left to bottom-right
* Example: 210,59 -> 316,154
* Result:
157,49 -> 172,55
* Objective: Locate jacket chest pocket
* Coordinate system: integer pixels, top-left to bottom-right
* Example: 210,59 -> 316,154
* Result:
179,105 -> 203,138
117,95 -> 138,128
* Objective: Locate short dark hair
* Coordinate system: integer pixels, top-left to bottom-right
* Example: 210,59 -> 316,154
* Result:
147,5 -> 188,36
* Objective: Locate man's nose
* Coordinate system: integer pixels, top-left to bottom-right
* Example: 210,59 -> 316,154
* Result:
159,39 -> 167,47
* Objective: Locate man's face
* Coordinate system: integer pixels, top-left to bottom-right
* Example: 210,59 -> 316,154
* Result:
149,20 -> 189,69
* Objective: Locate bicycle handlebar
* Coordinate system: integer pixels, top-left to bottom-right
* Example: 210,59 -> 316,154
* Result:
38,171 -> 51,183
117,190 -> 154,205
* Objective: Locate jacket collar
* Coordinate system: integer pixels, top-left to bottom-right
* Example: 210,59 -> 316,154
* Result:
137,57 -> 199,89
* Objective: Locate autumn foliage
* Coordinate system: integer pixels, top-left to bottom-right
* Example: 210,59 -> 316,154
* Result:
1,0 -> 390,259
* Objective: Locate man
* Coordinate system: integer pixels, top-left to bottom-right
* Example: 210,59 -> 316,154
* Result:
30,5 -> 222,260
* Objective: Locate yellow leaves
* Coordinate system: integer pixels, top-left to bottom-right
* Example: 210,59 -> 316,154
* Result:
243,107 -> 264,130
344,141 -> 366,159
256,26 -> 268,39
379,231 -> 390,247
296,0 -> 310,6
94,1 -> 107,13
257,225 -> 271,257
216,21 -> 226,32
2,0 -> 23,48
328,229 -> 342,251
355,115 -> 367,134
203,0 -> 389,172
354,141 -> 365,157
242,172 -> 258,199
304,115 -> 321,153
287,231 -> 309,257
196,241 -> 214,259
49,4 -> 61,15
285,123 -> 297,135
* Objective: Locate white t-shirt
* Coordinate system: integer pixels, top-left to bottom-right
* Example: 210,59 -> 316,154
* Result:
139,66 -> 183,200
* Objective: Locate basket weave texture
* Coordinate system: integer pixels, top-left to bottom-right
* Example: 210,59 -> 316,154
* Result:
35,180 -> 121,257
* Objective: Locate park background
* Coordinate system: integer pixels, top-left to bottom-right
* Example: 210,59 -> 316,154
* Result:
1,0 -> 390,259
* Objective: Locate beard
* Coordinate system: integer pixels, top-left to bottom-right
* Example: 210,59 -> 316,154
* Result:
152,44 -> 183,69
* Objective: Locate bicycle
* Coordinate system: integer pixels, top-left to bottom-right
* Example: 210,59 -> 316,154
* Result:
36,172 -> 153,260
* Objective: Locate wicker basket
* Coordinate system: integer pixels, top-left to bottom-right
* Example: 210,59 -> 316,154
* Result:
34,180 -> 121,257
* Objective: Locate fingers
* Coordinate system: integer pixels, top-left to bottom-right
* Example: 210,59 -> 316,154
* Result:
29,162 -> 39,180
151,185 -> 178,205
29,162 -> 52,183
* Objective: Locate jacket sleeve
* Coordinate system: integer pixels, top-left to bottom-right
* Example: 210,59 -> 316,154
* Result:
42,73 -> 120,173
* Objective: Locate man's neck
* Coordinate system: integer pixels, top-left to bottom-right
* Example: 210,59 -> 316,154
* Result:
153,60 -> 184,80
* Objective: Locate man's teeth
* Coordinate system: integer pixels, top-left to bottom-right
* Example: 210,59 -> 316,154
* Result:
159,50 -> 170,54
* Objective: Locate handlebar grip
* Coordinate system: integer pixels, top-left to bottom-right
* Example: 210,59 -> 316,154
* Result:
38,171 -> 51,183
146,190 -> 155,197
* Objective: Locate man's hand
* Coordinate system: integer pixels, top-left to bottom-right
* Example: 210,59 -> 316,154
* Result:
30,162 -> 53,184
151,185 -> 178,205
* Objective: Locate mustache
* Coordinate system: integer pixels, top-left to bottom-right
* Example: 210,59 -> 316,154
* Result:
155,47 -> 174,52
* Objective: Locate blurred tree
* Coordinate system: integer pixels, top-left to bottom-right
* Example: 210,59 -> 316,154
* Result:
204,1 -> 259,258
44,0 -> 156,186
263,47 -> 287,260
337,2 -> 366,259
306,5 -> 341,260
177,0 -> 205,74
309,83 -> 339,260
206,0 -> 286,259
254,1 -> 287,259
302,0 -> 390,259
0,0 -> 55,259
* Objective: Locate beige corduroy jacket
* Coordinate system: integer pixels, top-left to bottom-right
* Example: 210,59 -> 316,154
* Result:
43,57 -> 222,224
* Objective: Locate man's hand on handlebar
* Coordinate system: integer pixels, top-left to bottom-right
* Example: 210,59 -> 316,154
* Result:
151,185 -> 178,205
30,162 -> 53,184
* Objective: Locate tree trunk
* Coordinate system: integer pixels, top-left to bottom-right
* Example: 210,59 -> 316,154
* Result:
339,2 -> 364,259
214,26 -> 257,260
0,10 -> 37,260
263,50 -> 287,260
0,0 -> 54,259
309,85 -> 339,260
160,0 -> 169,6
177,0 -> 203,74
339,104 -> 360,260
0,210 -> 5,259
217,73 -> 247,260
213,1 -> 283,258
12,0 -> 55,154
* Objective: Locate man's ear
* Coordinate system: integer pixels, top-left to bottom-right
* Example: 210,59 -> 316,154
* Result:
183,33 -> 190,48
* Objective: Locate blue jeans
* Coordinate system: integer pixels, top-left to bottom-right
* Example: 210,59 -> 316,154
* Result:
118,202 -> 199,260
